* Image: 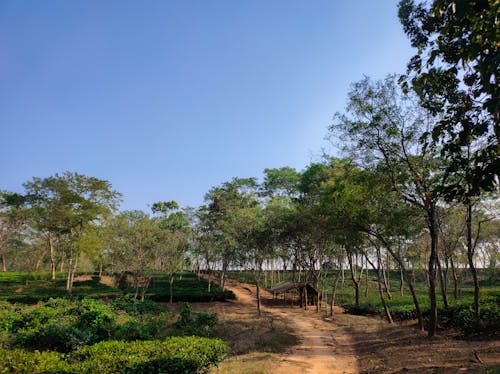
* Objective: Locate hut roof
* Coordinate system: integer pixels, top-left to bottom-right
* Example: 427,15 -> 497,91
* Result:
269,281 -> 306,293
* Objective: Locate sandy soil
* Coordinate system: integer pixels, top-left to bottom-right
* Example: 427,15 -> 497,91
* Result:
190,279 -> 499,374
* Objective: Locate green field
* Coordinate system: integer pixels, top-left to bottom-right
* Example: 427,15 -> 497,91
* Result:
0,271 -> 234,304
0,271 -> 233,373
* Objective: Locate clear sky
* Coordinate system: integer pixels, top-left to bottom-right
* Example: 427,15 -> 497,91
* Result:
0,1 -> 413,211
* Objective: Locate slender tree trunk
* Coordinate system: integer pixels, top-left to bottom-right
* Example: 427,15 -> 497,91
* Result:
255,275 -> 261,316
141,277 -> 150,301
399,267 -> 404,296
367,251 -> 393,324
436,255 -> 448,308
169,275 -> 174,304
207,270 -> 212,293
364,257 -> 369,297
49,235 -> 56,281
304,285 -> 308,310
34,250 -> 47,271
134,275 -> 139,300
66,257 -> 72,291
1,254 -> 6,272
330,267 -> 341,318
374,236 -> 424,331
466,201 -> 480,317
347,254 -> 360,306
98,257 -> 103,278
450,256 -> 459,299
381,255 -> 392,300
428,203 -> 439,337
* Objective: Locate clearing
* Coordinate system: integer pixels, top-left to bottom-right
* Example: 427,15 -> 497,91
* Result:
186,279 -> 500,374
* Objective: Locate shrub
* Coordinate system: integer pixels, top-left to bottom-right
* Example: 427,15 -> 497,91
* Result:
343,303 -> 380,316
71,337 -> 228,373
440,302 -> 500,336
111,297 -> 161,315
175,304 -> 218,336
0,349 -> 70,373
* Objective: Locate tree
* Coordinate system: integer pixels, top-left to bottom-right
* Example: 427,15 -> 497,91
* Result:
152,201 -> 190,304
23,172 -> 121,290
0,191 -> 29,272
399,0 -> 499,317
108,210 -> 161,300
203,177 -> 258,291
330,75 -> 446,336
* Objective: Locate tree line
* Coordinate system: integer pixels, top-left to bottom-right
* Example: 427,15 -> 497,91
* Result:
1,0 -> 498,337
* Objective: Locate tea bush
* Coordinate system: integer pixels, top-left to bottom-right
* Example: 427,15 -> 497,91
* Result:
175,303 -> 218,337
0,337 -> 228,373
71,337 -> 228,373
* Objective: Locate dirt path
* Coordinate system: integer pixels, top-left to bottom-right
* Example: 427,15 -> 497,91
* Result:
273,307 -> 358,374
210,280 -> 358,374
197,279 -> 500,374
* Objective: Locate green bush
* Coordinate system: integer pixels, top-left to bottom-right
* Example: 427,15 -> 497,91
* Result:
440,302 -> 500,336
0,337 -> 228,373
111,297 -> 161,315
0,349 -> 70,373
175,304 -> 218,337
343,303 -> 380,316
71,337 -> 228,373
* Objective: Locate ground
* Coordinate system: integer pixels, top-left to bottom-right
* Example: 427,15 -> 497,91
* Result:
183,278 -> 500,374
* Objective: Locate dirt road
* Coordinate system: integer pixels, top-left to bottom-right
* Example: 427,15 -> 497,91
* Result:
199,279 -> 499,374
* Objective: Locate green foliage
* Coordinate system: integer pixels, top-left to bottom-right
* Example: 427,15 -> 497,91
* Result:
440,302 -> 500,336
71,337 -> 228,374
0,349 -> 69,373
0,337 -> 228,373
111,296 -> 161,314
6,297 -> 174,352
146,273 -> 235,302
175,304 -> 218,337
0,272 -> 120,303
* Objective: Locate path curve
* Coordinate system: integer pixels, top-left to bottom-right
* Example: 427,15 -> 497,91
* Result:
223,280 -> 359,374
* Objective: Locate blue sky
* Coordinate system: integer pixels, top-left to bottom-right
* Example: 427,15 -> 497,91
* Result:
0,1 -> 413,211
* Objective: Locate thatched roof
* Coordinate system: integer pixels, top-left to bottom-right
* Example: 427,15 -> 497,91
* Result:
269,281 -> 318,294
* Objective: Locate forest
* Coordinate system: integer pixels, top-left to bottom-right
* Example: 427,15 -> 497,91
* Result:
0,1 -> 499,373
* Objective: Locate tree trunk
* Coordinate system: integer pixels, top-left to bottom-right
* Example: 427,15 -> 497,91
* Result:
364,257 -> 369,297
255,275 -> 261,316
49,235 -> 56,281
381,255 -> 392,300
374,236 -> 424,331
330,267 -> 341,318
466,201 -> 480,317
169,275 -> 174,304
450,256 -> 459,299
348,254 -> 360,306
367,252 -> 393,324
399,267 -> 404,296
66,258 -> 72,292
1,254 -> 6,272
98,257 -> 103,278
427,203 -> 439,337
207,270 -> 212,293
34,250 -> 47,271
141,277 -> 151,302
436,255 -> 448,308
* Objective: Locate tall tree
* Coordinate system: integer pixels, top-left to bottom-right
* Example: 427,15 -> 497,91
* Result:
152,201 -> 190,304
330,76 -> 445,336
0,191 -> 29,272
23,172 -> 121,289
399,0 -> 499,317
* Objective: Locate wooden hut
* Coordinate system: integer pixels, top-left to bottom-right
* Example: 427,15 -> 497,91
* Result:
268,281 -> 319,307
